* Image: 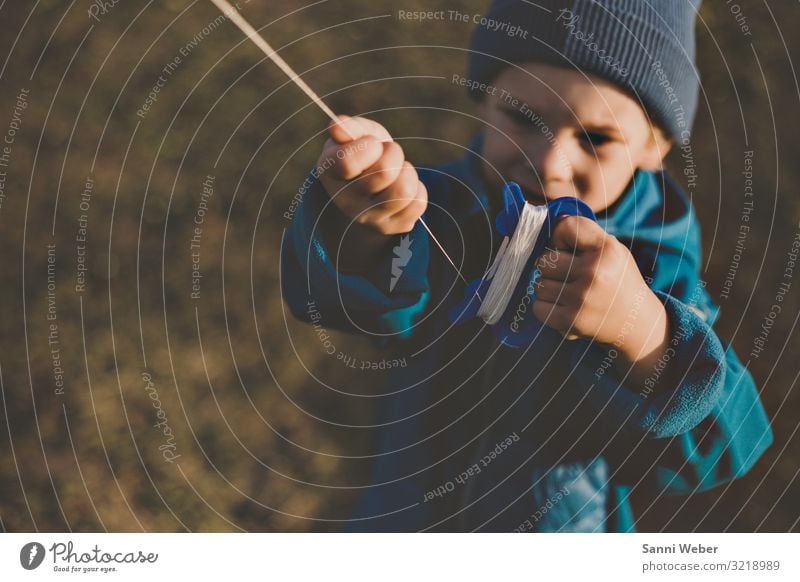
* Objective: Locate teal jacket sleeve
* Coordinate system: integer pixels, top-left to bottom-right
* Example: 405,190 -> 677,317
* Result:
568,242 -> 773,494
280,173 -> 431,336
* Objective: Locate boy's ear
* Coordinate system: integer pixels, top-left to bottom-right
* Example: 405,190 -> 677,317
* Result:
639,128 -> 673,172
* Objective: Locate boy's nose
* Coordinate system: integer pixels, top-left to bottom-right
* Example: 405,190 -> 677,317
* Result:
527,136 -> 573,185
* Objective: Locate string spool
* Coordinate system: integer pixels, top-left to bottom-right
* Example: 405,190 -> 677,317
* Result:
449,182 -> 597,344
477,202 -> 549,324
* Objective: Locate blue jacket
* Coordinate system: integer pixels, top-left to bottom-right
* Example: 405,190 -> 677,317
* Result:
281,136 -> 773,532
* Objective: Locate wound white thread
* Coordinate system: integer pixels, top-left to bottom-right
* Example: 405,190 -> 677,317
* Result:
477,203 -> 548,324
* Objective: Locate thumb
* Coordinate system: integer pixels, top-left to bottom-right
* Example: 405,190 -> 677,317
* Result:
328,115 -> 393,144
549,215 -> 607,252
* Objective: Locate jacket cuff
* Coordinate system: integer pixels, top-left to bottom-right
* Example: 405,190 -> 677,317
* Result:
569,290 -> 727,438
285,174 -> 430,330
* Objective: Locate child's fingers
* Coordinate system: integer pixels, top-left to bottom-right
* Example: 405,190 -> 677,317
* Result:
535,249 -> 581,282
532,278 -> 570,305
354,141 -> 405,195
321,136 -> 385,181
328,115 -> 393,144
549,215 -> 607,253
374,161 -> 422,213
328,115 -> 365,144
358,163 -> 426,234
384,179 -> 428,234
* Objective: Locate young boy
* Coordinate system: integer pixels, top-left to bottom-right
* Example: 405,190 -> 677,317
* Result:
281,0 -> 772,531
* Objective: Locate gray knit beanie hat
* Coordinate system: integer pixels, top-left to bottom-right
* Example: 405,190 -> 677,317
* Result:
467,0 -> 702,139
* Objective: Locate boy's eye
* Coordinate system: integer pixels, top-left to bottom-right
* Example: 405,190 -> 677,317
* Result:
581,131 -> 611,146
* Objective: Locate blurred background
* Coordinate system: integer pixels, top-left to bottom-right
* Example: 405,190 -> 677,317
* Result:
0,0 -> 797,532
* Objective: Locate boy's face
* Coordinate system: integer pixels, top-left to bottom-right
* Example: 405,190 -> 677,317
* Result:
479,62 -> 672,213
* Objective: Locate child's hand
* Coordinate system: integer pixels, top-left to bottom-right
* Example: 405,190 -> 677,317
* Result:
532,216 -> 670,370
318,115 -> 428,236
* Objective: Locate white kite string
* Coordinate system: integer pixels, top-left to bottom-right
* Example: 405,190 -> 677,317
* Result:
207,0 -> 468,284
477,203 -> 548,324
